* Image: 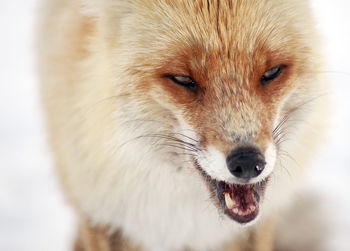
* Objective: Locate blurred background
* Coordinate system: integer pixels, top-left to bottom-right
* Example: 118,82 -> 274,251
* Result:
0,1 -> 349,251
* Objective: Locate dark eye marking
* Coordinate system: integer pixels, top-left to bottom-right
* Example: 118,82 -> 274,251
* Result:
260,65 -> 286,85
168,75 -> 198,92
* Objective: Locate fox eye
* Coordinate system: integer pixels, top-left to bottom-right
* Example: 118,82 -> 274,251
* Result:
260,65 -> 285,85
169,75 -> 198,92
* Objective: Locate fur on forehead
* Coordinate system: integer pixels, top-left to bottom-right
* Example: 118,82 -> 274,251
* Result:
80,0 -> 314,45
84,0 -> 315,65
80,0 -> 317,80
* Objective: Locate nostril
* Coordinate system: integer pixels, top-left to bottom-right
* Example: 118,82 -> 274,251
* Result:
255,164 -> 264,174
231,165 -> 243,177
253,164 -> 265,178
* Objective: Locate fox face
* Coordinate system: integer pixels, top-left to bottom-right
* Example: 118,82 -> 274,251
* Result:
38,0 -> 329,248
105,0 -> 318,223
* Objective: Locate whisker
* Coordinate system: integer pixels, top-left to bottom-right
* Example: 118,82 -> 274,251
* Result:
158,143 -> 199,153
173,132 -> 199,143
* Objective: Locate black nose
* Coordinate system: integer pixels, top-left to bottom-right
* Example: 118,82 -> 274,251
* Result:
226,146 -> 266,180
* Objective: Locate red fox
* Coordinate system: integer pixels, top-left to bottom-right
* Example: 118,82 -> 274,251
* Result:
38,0 -> 328,250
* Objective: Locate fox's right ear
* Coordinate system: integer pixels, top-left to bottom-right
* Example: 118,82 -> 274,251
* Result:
78,0 -> 101,16
79,0 -> 132,17
78,0 -> 134,39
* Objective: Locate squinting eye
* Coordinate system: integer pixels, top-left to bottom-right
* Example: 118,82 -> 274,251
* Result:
169,75 -> 198,92
260,65 -> 285,85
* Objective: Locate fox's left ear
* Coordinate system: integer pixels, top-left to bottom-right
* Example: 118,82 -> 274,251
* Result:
78,0 -> 134,39
78,0 -> 101,16
79,0 -> 133,17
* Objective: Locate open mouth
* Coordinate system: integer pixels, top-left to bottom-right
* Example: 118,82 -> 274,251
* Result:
194,161 -> 269,224
215,180 -> 268,223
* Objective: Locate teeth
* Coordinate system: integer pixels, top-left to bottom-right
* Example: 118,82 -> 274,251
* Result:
231,205 -> 257,217
224,193 -> 235,209
223,188 -> 258,217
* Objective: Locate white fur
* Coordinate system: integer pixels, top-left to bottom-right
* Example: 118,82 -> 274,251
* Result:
38,0 -> 329,250
75,123 -> 243,250
196,146 -> 234,183
196,144 -> 276,185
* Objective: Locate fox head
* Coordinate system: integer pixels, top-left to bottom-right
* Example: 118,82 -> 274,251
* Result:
81,0 -> 325,223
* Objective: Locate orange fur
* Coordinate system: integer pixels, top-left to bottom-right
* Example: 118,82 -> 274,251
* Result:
38,0 -> 328,250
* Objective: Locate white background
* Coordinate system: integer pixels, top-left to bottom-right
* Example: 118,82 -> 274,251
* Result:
0,1 -> 349,251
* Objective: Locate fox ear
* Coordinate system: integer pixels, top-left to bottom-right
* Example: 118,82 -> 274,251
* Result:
79,0 -> 132,17
78,0 -> 101,16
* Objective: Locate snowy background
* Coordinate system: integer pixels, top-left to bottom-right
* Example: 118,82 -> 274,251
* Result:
0,1 -> 349,251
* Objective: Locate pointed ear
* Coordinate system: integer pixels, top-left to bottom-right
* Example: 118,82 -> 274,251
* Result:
78,0 -> 102,16
79,0 -> 133,17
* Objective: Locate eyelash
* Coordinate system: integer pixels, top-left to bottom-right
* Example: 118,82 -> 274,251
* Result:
166,65 -> 286,91
260,65 -> 286,85
168,75 -> 198,92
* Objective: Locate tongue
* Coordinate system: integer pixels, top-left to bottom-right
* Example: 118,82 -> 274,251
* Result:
224,184 -> 256,212
217,181 -> 263,223
231,184 -> 255,210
